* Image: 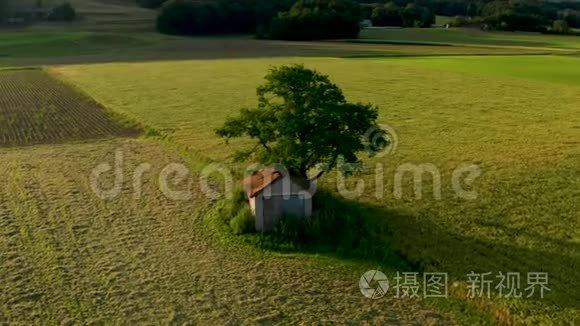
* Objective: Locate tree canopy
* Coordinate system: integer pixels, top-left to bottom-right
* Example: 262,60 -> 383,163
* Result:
370,3 -> 403,27
269,0 -> 361,40
216,65 -> 387,180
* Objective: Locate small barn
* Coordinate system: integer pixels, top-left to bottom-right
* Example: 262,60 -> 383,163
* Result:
243,168 -> 313,231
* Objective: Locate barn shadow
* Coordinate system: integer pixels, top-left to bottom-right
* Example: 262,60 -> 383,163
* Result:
242,190 -> 579,311
371,200 -> 579,310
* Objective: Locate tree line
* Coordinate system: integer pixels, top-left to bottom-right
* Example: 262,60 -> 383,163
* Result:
151,0 -> 436,39
364,2 -> 435,27
0,0 -> 76,23
154,0 -> 363,39
144,0 -> 580,38
362,0 -> 580,32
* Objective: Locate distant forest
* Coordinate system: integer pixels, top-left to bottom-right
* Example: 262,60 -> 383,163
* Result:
139,0 -> 579,37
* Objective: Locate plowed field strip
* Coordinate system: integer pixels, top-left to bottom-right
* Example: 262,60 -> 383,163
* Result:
0,70 -> 137,146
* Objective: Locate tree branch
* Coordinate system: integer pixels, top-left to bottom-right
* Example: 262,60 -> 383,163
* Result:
309,154 -> 339,181
258,137 -> 270,152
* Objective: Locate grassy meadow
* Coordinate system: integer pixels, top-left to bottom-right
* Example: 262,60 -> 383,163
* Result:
0,31 -> 168,58
2,139 -> 434,324
0,14 -> 578,322
360,28 -> 580,50
51,55 -> 580,323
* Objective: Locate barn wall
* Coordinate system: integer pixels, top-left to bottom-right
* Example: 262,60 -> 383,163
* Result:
253,175 -> 315,231
262,195 -> 283,231
253,194 -> 264,231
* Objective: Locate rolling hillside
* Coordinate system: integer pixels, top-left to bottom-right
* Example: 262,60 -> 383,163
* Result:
40,0 -> 157,31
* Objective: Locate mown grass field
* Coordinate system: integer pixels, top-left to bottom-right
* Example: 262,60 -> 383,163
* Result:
1,138 -> 449,324
52,55 -> 580,323
360,28 -> 580,49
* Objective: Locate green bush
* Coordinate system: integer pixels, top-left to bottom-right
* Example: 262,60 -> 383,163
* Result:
230,206 -> 255,235
562,10 -> 580,28
552,19 -> 570,34
248,191 -> 403,266
217,189 -> 403,266
484,12 -> 544,32
47,2 -> 76,22
401,3 -> 434,28
224,188 -> 247,218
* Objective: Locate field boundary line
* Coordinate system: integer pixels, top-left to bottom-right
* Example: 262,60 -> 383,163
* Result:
43,67 -> 145,133
341,39 -> 577,54
45,67 -> 219,169
0,66 -> 42,72
339,52 -> 555,59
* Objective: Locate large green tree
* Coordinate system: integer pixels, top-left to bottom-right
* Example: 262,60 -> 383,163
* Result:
216,65 -> 388,180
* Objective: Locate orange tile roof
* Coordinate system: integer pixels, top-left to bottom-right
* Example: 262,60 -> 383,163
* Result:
243,168 -> 283,198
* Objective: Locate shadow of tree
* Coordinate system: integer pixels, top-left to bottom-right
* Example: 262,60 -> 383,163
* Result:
240,192 -> 578,315
361,201 -> 579,311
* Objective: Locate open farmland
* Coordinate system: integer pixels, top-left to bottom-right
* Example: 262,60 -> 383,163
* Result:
0,139 -> 443,324
39,0 -> 156,32
0,69 -> 136,146
0,0 -> 577,321
359,28 -> 580,50
52,55 -> 580,323
0,32 -> 169,58
0,31 -> 559,68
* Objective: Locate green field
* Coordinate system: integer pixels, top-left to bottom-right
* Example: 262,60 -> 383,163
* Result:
3,138 -> 444,324
360,28 -> 580,49
0,18 -> 579,323
51,55 -> 580,323
0,31 -> 168,58
0,30 -> 558,69
435,15 -> 455,26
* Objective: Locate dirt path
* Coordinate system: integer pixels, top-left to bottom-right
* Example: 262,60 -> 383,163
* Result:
0,139 -> 450,324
